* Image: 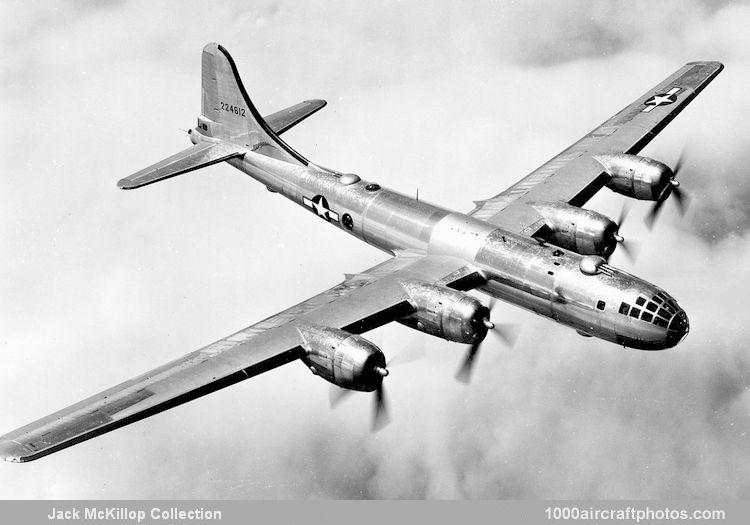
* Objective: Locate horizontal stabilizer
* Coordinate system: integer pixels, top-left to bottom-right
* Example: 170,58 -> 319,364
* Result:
265,99 -> 327,135
117,141 -> 245,190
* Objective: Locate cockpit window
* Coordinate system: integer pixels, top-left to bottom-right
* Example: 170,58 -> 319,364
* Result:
652,295 -> 663,304
629,307 -> 641,318
658,307 -> 670,319
636,297 -> 646,306
596,300 -> 606,311
646,302 -> 657,312
642,312 -> 653,322
619,302 -> 630,315
654,317 -> 668,328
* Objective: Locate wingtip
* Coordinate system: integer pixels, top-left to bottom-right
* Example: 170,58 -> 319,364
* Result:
117,178 -> 136,190
686,60 -> 725,71
0,439 -> 32,463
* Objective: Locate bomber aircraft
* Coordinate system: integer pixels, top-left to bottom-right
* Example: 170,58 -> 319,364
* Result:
0,44 -> 723,462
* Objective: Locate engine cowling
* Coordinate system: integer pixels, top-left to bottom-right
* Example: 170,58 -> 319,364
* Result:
530,201 -> 620,257
398,282 -> 491,344
299,326 -> 387,391
594,153 -> 673,201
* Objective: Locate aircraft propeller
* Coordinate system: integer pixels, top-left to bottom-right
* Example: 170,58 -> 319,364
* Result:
372,380 -> 390,432
645,152 -> 690,229
455,298 -> 518,383
612,202 -> 641,262
329,351 -> 409,432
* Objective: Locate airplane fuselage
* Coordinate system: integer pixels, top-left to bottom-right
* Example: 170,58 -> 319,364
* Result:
0,43 -> 716,465
223,146 -> 688,350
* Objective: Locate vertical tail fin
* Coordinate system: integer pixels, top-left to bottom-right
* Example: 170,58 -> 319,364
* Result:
199,43 -> 309,165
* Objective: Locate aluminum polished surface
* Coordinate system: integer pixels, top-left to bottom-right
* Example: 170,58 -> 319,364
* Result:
0,43 -> 720,463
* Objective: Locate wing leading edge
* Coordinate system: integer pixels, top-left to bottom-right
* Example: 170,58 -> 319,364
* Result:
117,141 -> 245,190
117,100 -> 326,190
265,99 -> 327,135
0,253 -> 475,462
470,61 -> 723,235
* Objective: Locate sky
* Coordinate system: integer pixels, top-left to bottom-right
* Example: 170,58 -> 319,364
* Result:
1,0 -> 750,499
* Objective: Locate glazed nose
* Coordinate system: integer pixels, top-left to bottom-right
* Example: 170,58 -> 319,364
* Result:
666,309 -> 689,347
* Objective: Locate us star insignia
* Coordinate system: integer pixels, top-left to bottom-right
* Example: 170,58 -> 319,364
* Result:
642,87 -> 681,112
303,194 -> 339,222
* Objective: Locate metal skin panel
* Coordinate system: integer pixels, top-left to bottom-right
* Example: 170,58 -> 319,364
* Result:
264,99 -> 328,135
594,153 -> 673,201
0,252 -> 468,462
201,43 -> 309,165
529,201 -> 620,257
469,61 -> 724,234
116,141 -> 245,190
0,43 -> 715,463
297,325 -> 386,391
235,141 -> 686,352
473,231 -> 678,349
397,281 -> 491,344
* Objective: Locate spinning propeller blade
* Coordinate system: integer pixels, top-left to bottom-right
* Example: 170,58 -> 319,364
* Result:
329,353 -> 396,432
613,202 -> 641,262
372,383 -> 390,432
455,299 -> 517,383
646,151 -> 690,229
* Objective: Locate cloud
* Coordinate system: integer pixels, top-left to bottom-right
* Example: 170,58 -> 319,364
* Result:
1,0 -> 749,500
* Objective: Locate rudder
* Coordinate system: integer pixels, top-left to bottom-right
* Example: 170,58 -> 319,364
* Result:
198,43 -> 309,165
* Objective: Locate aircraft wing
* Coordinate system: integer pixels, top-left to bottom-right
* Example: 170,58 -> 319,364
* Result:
117,141 -> 246,190
469,61 -> 723,235
0,253 -> 477,462
116,99 -> 326,191
264,99 -> 327,135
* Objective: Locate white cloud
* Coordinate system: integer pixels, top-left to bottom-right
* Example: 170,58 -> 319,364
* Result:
1,0 -> 749,499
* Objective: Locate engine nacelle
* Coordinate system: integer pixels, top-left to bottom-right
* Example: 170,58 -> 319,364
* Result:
398,282 -> 491,344
298,326 -> 386,391
530,201 -> 619,257
594,153 -> 673,201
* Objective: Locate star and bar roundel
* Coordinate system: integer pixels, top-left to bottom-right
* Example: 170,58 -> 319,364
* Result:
303,194 -> 339,222
642,87 -> 681,113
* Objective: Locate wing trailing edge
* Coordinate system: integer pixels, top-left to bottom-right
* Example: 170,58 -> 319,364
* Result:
266,99 -> 327,135
117,141 -> 245,190
118,43 -> 329,191
0,254 -> 474,463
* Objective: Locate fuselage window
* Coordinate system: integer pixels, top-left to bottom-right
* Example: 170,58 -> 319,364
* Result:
552,250 -> 564,257
619,302 -> 630,315
596,300 -> 606,311
629,307 -> 641,318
